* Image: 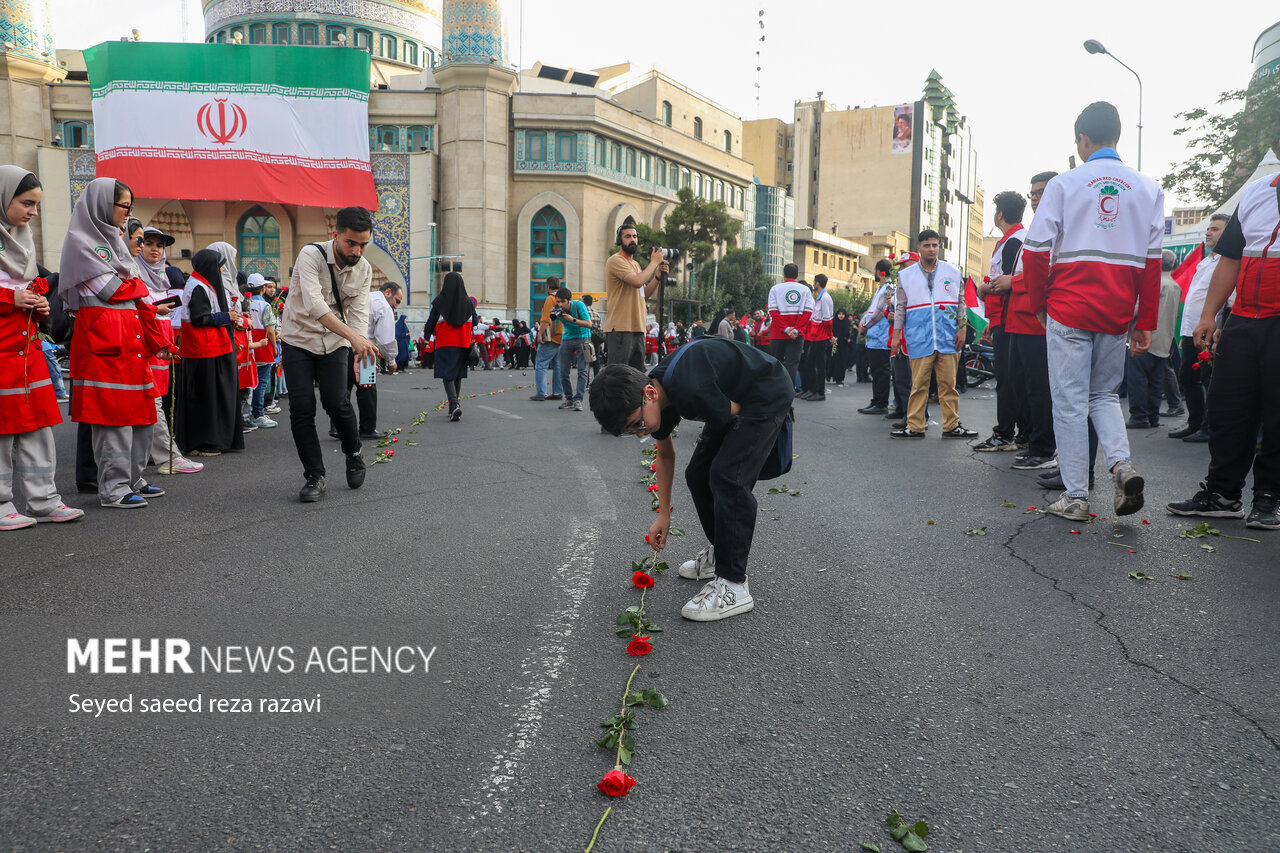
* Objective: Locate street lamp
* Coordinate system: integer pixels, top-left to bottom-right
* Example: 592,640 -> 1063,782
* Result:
1083,39 -> 1142,171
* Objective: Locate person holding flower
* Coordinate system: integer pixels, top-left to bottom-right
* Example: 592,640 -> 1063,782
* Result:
0,166 -> 83,529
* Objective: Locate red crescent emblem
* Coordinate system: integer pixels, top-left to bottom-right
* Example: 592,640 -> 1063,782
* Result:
197,97 -> 248,145
1100,196 -> 1118,215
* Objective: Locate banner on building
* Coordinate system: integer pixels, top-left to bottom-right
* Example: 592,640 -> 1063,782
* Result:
891,105 -> 913,155
85,41 -> 377,209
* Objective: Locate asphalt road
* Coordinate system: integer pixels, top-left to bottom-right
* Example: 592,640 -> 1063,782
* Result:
1,365 -> 1276,852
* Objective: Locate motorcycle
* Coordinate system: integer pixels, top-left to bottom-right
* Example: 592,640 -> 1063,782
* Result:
963,341 -> 996,388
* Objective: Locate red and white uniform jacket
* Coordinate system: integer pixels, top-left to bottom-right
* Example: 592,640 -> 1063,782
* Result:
767,280 -> 815,340
1218,173 -> 1280,319
985,223 -> 1024,328
0,276 -> 60,434
1022,150 -> 1164,335
249,295 -> 276,366
70,274 -> 168,426
230,294 -> 256,390
804,288 -> 834,341
179,274 -> 233,359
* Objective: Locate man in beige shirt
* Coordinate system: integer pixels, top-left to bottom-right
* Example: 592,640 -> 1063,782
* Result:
279,206 -> 380,503
604,224 -> 668,369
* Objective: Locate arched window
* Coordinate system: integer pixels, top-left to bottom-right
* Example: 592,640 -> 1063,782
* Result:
353,28 -> 372,50
326,25 -> 346,45
380,33 -> 396,58
661,101 -> 672,127
230,26 -> 244,43
424,47 -> 435,67
693,117 -> 703,140
237,207 -> 281,278
407,125 -> 431,151
724,130 -> 732,152
59,120 -> 92,149
530,206 -> 566,315
692,174 -> 702,196
272,23 -> 291,44
625,148 -> 636,176
373,125 -> 401,151
249,24 -> 267,44
403,40 -> 418,65
298,24 -> 318,45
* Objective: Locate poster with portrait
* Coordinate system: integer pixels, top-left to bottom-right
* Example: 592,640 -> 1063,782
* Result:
891,104 -> 913,155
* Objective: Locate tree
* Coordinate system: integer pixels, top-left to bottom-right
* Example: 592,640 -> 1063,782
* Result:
693,248 -> 772,314
657,187 -> 739,266
829,287 -> 871,319
1163,75 -> 1280,207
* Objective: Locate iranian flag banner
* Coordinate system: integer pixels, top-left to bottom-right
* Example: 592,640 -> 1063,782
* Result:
963,276 -> 988,336
85,41 -> 376,209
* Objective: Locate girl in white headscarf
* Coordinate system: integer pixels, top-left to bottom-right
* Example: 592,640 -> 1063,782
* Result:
0,166 -> 83,528
59,176 -> 173,508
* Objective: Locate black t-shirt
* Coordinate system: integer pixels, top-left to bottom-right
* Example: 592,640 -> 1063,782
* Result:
1214,208 -> 1245,260
1001,237 -> 1023,275
647,338 -> 793,440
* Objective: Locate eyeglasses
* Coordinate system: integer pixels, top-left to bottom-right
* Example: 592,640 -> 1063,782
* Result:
1028,189 -> 1044,198
114,202 -> 133,212
622,397 -> 650,437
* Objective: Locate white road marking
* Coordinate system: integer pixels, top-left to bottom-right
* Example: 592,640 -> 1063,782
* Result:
475,404 -> 522,420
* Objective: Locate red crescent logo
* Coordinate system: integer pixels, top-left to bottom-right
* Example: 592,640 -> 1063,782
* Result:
1100,196 -> 1118,215
197,97 -> 248,145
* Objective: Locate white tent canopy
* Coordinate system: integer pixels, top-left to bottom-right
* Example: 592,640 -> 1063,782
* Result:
1198,148 -> 1280,229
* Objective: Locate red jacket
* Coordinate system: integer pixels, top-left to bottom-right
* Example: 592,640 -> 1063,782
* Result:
0,286 -> 61,434
70,277 -> 168,426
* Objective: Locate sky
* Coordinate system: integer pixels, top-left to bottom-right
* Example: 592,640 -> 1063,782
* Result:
52,0 -> 1277,235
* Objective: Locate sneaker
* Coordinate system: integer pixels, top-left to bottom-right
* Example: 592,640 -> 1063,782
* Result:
573,400 -> 583,412
1125,419 -> 1155,429
360,428 -> 388,440
33,504 -> 84,523
547,394 -> 564,401
242,420 -> 258,433
857,405 -> 888,415
941,425 -> 978,438
1182,430 -> 1210,443
883,410 -> 906,421
56,395 -> 70,403
529,394 -> 547,401
1112,461 -> 1145,516
450,406 -> 462,422
1011,454 -> 1057,470
101,494 -> 148,509
890,420 -> 910,431
1245,493 -> 1280,530
299,475 -> 325,503
134,485 -> 166,498
1047,495 -> 1091,521
1038,472 -> 1095,491
678,545 -> 716,580
157,459 -> 204,475
972,435 -> 1018,452
345,453 -> 366,489
0,512 -> 36,531
557,400 -> 574,410
1168,425 -> 1198,439
252,415 -> 278,429
190,449 -> 222,457
1162,406 -> 1187,417
1166,484 -> 1244,518
265,404 -> 282,414
890,428 -> 926,439
681,577 -> 755,622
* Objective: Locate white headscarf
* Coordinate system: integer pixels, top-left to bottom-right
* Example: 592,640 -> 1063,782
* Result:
58,177 -> 133,310
0,165 -> 38,285
207,241 -> 240,308
136,230 -> 171,297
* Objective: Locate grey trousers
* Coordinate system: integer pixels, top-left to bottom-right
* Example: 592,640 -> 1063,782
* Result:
148,397 -> 192,470
1,427 -> 62,517
92,424 -> 152,502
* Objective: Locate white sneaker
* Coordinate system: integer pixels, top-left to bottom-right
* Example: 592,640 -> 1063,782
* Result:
681,577 -> 754,622
33,504 -> 84,523
678,545 -> 716,580
1,512 -> 36,531
265,404 -> 282,414
1113,461 -> 1145,516
1046,495 -> 1091,521
157,459 -> 205,475
252,415 -> 279,429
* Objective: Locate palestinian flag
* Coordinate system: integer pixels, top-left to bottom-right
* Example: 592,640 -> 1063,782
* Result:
963,276 -> 987,335
1170,244 -> 1204,301
85,41 -> 376,209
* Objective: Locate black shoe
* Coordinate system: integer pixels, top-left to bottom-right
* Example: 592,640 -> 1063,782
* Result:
808,393 -> 826,401
1182,430 -> 1210,443
451,406 -> 462,422
884,410 -> 905,420
942,425 -> 978,438
1162,406 -> 1187,417
76,482 -> 97,495
547,394 -> 564,401
1166,484 -> 1244,518
1168,425 -> 1198,439
891,418 -> 907,430
299,475 -> 325,503
345,453 -> 366,490
857,405 -> 888,415
360,429 -> 388,440
1245,493 -> 1280,530
1038,473 -> 1065,490
134,484 -> 166,498
890,428 -> 925,439
1125,419 -> 1154,429
242,420 -> 258,433
972,434 -> 1017,452
328,429 -> 340,438
529,394 -> 547,401
1011,454 -> 1057,470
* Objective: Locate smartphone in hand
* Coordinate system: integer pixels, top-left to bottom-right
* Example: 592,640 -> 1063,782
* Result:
358,357 -> 377,387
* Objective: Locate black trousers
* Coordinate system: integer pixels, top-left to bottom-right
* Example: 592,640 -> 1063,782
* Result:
75,422 -> 97,485
338,349 -> 377,434
992,326 -> 1025,440
1178,335 -> 1212,431
1205,315 -> 1280,501
770,338 -> 804,385
891,353 -> 912,414
281,343 -> 360,480
1010,332 -> 1055,457
685,408 -> 790,584
800,338 -> 829,397
867,348 -> 891,408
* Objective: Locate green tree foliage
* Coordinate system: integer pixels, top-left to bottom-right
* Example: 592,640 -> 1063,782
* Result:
1163,75 -> 1280,206
693,248 -> 772,314
657,187 -> 740,266
830,287 -> 872,319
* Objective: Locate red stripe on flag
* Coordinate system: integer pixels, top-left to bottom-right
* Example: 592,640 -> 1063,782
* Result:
96,154 -> 378,210
1170,244 -> 1203,301
964,276 -> 980,309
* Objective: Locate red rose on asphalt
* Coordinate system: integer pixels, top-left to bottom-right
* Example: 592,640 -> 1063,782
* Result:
632,571 -> 655,588
597,769 -> 636,797
626,635 -> 652,656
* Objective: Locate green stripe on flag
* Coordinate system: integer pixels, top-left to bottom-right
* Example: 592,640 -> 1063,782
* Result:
84,42 -> 370,95
967,307 -> 988,335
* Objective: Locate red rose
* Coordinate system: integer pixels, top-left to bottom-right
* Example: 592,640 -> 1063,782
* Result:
28,277 -> 49,295
626,635 -> 652,656
647,484 -> 658,492
387,450 -> 395,457
632,571 -> 655,588
597,769 -> 636,797
983,276 -> 990,283
650,462 -> 657,472
1191,364 -> 1200,371
1197,350 -> 1211,361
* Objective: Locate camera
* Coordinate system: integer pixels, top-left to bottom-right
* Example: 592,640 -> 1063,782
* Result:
646,247 -> 680,262
549,306 -> 564,320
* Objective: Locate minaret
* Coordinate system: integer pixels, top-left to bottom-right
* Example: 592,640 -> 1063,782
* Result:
0,0 -> 65,169
435,0 -> 516,312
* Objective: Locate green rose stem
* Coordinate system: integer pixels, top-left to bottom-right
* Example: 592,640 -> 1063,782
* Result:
584,806 -> 612,853
615,664 -> 642,768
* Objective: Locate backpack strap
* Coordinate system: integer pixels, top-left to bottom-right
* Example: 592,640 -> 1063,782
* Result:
661,336 -> 709,386
309,242 -> 346,325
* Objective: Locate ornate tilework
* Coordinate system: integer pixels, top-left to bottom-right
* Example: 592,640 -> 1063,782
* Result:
441,0 -> 504,64
0,0 -> 57,64
203,0 -> 440,38
371,153 -> 411,287
68,151 -> 97,211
